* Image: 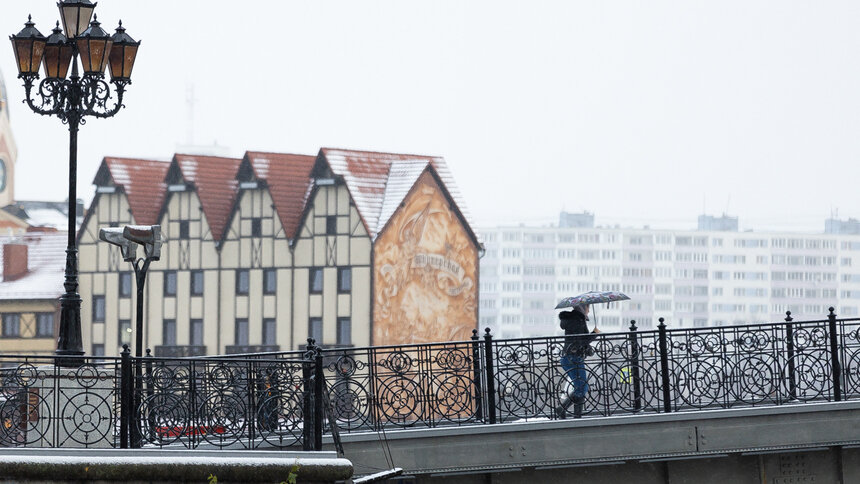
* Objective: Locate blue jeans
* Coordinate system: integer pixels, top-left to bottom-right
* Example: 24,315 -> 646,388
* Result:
561,354 -> 588,399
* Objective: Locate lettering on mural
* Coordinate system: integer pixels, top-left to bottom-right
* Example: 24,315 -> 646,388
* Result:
411,253 -> 474,296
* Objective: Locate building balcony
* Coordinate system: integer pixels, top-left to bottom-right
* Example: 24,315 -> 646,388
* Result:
225,345 -> 281,355
153,345 -> 208,357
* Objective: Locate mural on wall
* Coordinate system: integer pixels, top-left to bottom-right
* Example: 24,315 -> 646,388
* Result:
373,170 -> 478,345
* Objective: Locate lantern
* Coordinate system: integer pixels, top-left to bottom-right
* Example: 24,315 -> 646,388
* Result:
9,16 -> 47,77
76,15 -> 113,75
108,21 -> 139,82
57,0 -> 96,39
43,22 -> 74,79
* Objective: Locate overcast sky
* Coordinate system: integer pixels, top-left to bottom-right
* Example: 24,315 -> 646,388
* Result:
3,1 -> 860,232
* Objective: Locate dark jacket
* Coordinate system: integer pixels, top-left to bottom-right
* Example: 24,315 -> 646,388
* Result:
560,310 -> 596,357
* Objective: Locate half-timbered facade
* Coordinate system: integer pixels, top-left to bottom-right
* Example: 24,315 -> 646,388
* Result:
78,148 -> 480,357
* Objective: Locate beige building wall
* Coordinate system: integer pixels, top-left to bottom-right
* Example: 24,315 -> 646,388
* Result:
218,187 -> 293,351
292,183 -> 371,349
0,301 -> 57,355
79,190 -> 135,357
149,188 -> 220,355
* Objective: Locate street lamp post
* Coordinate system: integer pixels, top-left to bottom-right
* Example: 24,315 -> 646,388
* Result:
9,1 -> 140,363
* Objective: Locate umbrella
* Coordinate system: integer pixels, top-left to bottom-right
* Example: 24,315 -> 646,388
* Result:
555,291 -> 630,309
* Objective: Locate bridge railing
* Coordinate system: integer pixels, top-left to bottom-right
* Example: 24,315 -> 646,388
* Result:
2,310 -> 858,447
0,350 -> 324,450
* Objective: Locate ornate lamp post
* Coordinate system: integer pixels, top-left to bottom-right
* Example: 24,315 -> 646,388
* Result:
9,1 -> 140,363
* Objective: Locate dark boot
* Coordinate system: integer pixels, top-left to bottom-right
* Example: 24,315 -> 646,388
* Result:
556,393 -> 573,419
573,397 -> 585,419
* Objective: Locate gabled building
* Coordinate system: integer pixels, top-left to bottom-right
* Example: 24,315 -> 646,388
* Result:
0,231 -> 65,355
78,148 -> 480,357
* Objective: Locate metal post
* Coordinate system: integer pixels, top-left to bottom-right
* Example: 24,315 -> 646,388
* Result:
314,349 -> 325,451
483,328 -> 497,424
784,311 -> 796,401
470,329 -> 484,422
657,318 -> 672,413
302,339 -> 314,451
56,110 -> 83,365
120,345 -> 131,448
131,260 -> 148,447
828,308 -> 842,402
246,360 -> 256,444
628,320 -> 642,412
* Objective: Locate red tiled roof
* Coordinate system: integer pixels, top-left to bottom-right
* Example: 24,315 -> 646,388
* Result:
243,151 -> 316,240
173,154 -> 242,242
319,148 -> 477,242
102,157 -> 170,225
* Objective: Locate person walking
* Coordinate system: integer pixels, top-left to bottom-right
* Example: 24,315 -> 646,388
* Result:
556,303 -> 600,419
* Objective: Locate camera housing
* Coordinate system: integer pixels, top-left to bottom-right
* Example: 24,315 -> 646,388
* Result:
98,227 -> 139,262
123,225 -> 163,261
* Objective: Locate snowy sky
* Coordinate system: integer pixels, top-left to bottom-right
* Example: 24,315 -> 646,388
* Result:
3,1 -> 860,232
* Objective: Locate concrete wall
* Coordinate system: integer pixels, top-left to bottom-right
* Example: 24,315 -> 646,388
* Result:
336,401 -> 860,483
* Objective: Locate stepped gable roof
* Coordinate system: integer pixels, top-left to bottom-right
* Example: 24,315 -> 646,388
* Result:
97,157 -> 170,225
317,148 -> 478,242
242,151 -> 316,240
0,231 -> 66,298
172,153 -> 242,242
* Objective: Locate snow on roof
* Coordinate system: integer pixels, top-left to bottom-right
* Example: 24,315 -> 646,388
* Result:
173,154 -> 242,242
243,152 -> 316,241
0,232 -> 66,300
319,148 -> 479,243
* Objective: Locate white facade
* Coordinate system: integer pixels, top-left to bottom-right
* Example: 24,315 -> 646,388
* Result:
478,223 -> 860,339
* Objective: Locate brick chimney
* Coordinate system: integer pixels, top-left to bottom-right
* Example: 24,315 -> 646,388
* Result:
3,243 -> 28,281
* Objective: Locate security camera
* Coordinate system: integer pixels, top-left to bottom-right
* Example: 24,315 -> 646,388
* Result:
99,227 -> 138,262
123,225 -> 163,261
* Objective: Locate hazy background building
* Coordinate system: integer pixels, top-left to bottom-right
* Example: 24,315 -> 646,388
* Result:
479,211 -> 860,339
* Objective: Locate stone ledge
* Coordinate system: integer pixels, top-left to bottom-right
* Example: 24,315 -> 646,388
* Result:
0,449 -> 352,483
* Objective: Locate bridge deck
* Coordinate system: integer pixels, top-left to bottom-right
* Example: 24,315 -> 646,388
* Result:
334,400 -> 860,481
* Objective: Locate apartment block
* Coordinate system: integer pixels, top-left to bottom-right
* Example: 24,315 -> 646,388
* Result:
479,213 -> 860,339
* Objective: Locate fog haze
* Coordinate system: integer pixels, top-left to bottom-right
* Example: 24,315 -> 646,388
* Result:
3,1 -> 859,232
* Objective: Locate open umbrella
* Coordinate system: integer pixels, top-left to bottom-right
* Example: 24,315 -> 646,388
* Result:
555,291 -> 630,309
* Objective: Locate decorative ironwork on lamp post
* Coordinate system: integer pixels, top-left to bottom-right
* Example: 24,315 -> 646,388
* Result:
9,1 -> 140,363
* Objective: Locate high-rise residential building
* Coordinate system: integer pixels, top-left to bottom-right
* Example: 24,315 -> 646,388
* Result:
479,213 -> 860,339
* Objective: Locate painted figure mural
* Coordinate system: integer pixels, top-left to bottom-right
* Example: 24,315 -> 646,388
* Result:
373,170 -> 478,345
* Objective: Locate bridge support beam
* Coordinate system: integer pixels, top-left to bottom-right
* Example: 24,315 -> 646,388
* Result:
333,401 -> 860,483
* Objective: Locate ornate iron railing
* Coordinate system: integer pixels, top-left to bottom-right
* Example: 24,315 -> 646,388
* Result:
0,355 -> 122,448
1,309 -> 859,448
0,350 -> 324,450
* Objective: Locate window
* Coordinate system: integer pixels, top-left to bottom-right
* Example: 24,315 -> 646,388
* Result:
251,218 -> 262,237
235,318 -> 249,346
191,270 -> 204,296
92,344 -> 105,358
119,272 -> 132,298
263,269 -> 277,295
309,317 -> 323,344
263,318 -> 277,346
162,319 -> 176,346
164,271 -> 177,296
2,314 -> 20,337
36,313 -> 54,337
236,269 -> 250,295
93,295 -> 106,322
190,319 -> 204,346
326,215 -> 337,235
338,267 -> 351,293
337,318 -> 351,346
119,319 -> 132,346
179,220 -> 189,239
310,268 -> 323,293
